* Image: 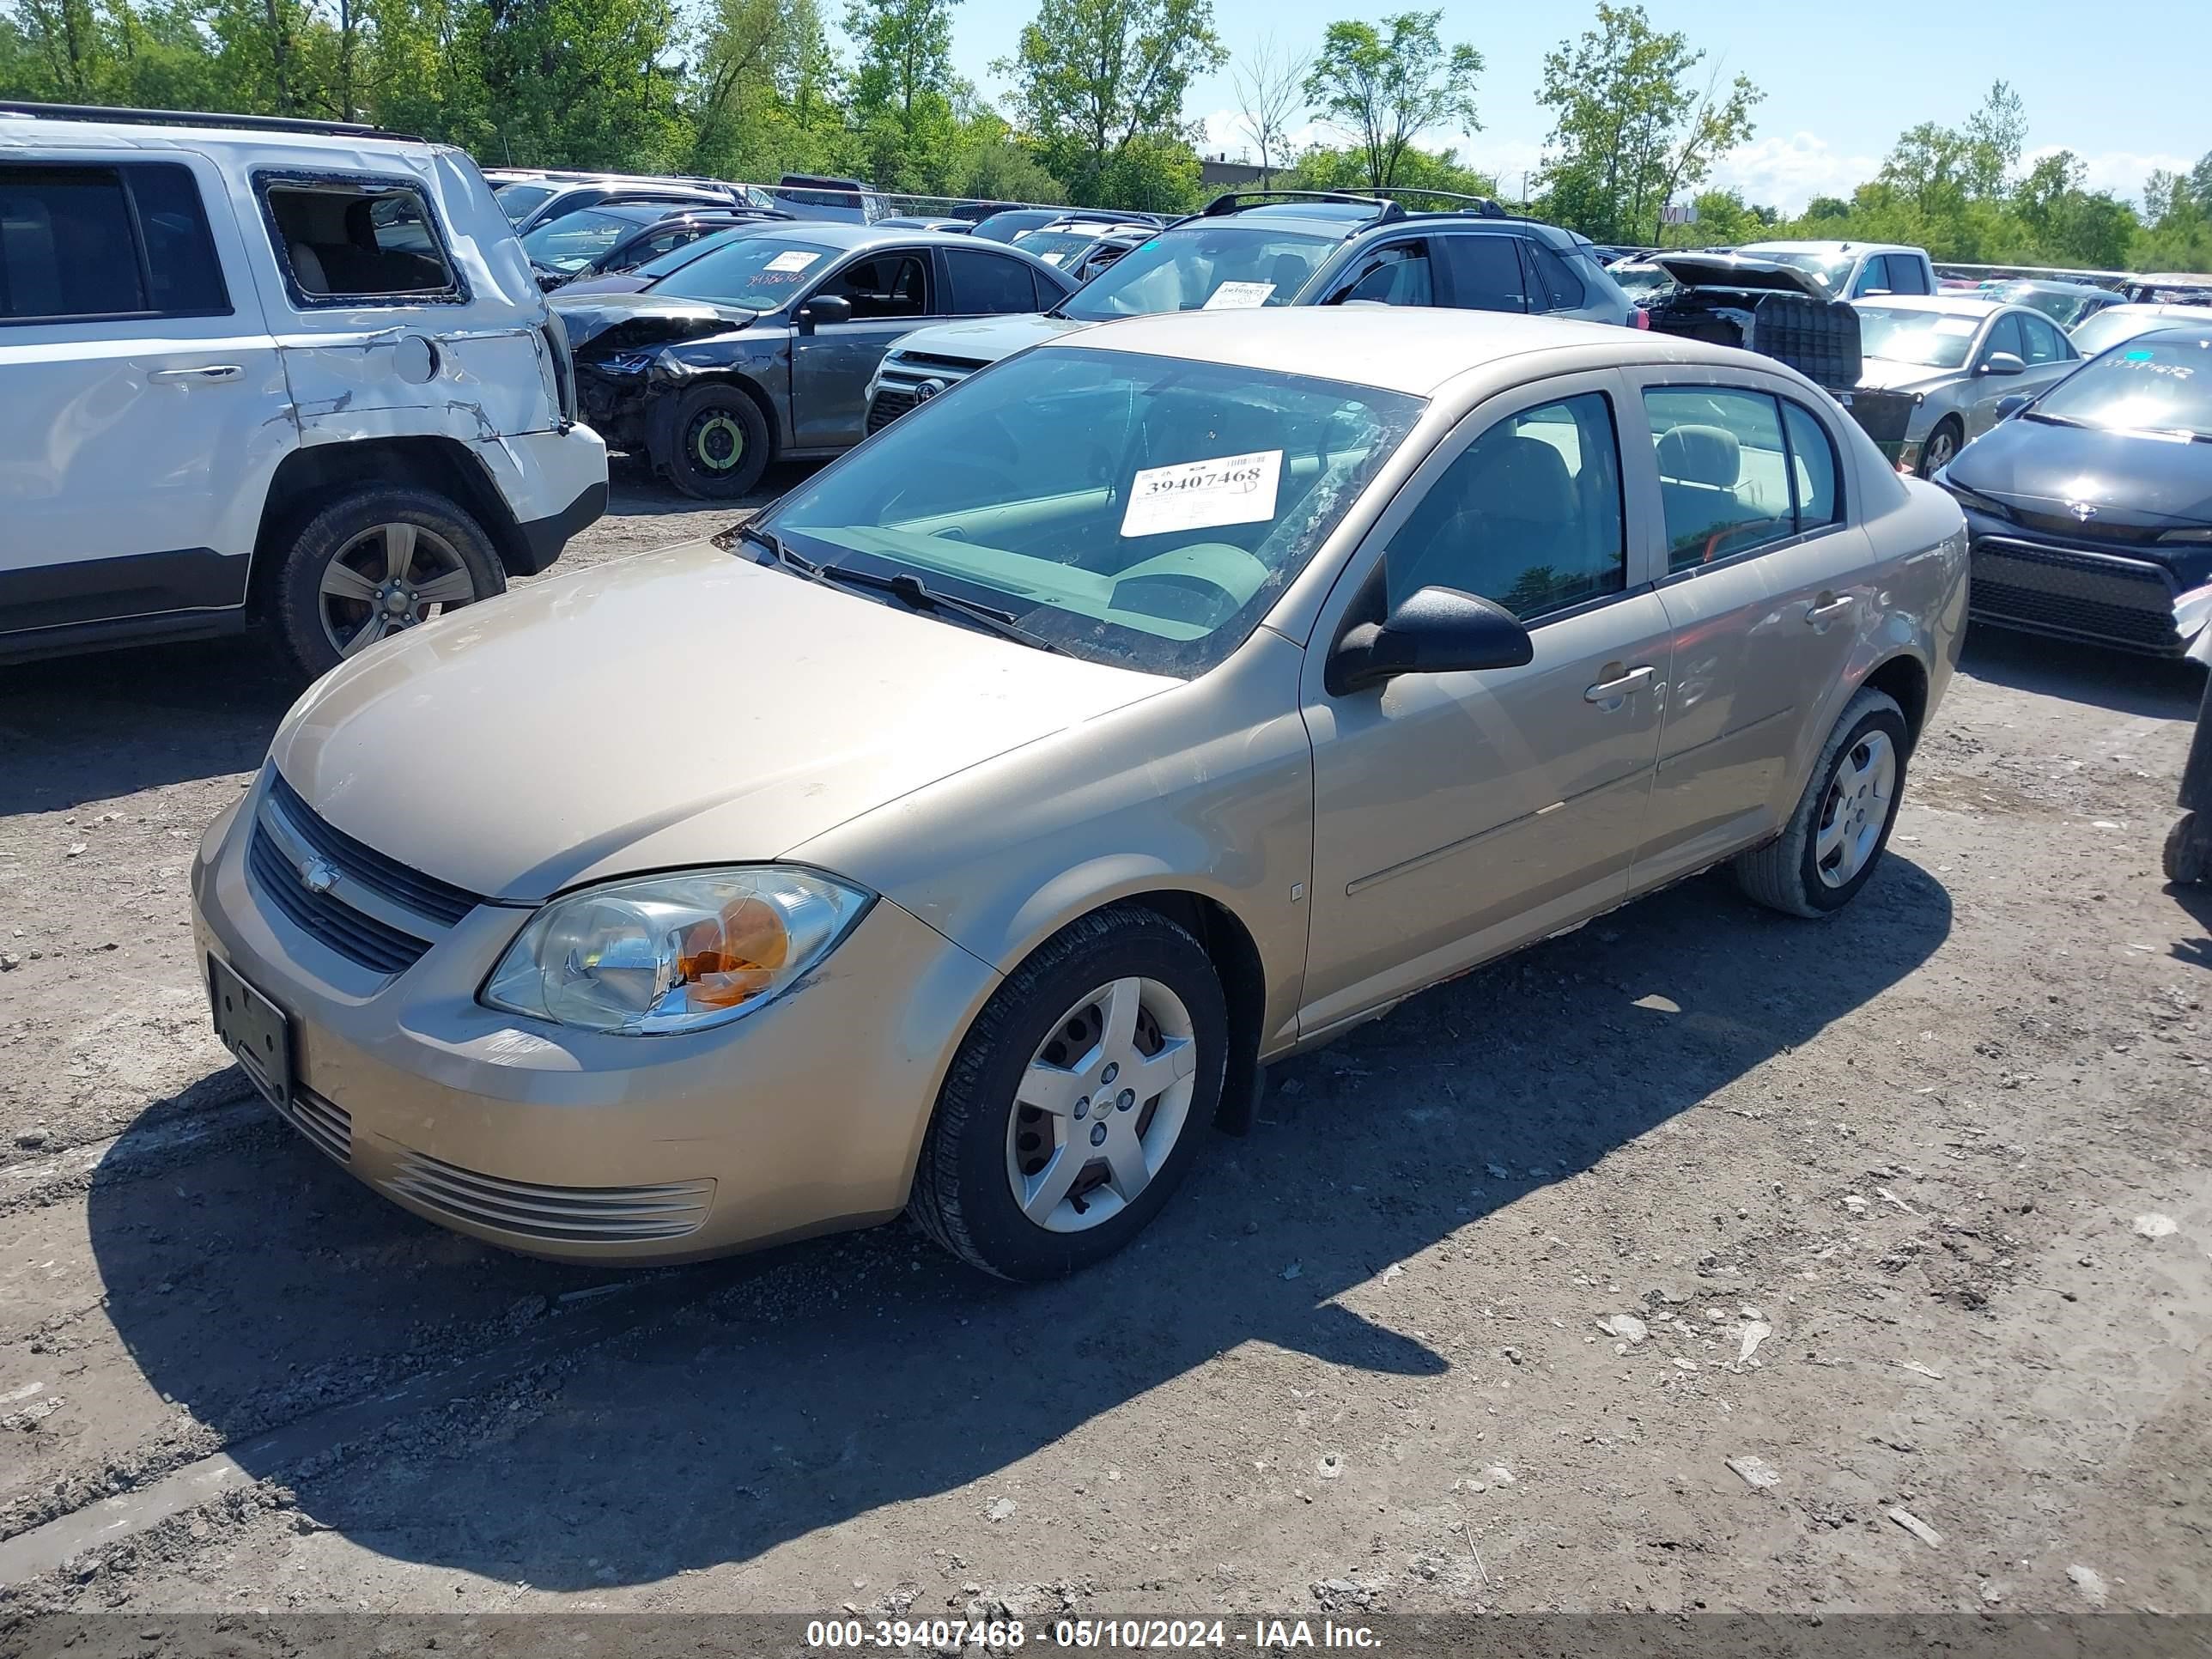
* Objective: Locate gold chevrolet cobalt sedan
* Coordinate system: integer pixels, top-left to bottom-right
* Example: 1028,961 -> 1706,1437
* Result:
192,309 -> 1967,1280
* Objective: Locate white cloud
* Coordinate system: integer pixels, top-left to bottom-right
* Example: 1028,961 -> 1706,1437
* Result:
1708,131 -> 1880,213
2024,144 -> 2192,203
1196,108 -> 1327,162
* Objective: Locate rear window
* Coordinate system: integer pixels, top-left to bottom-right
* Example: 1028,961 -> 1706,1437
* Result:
259,173 -> 462,307
0,161 -> 228,323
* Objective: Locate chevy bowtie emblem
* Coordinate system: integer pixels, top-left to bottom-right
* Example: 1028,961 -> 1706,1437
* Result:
2068,501 -> 2099,521
299,854 -> 340,896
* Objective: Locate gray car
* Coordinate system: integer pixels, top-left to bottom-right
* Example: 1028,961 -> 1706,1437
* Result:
1852,296 -> 2081,476
555,223 -> 1077,496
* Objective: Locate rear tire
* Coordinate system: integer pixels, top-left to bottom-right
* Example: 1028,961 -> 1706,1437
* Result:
1735,686 -> 1909,918
270,485 -> 506,682
658,383 -> 771,500
909,905 -> 1229,1281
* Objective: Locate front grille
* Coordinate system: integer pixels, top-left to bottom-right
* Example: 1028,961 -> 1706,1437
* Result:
867,354 -> 982,433
896,351 -> 989,374
865,388 -> 916,433
2011,509 -> 2166,548
386,1150 -> 714,1243
266,773 -> 483,927
1971,537 -> 2180,652
247,827 -> 434,974
273,1086 -> 352,1164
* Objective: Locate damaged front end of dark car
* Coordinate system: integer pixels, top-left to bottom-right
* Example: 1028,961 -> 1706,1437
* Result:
554,294 -> 781,499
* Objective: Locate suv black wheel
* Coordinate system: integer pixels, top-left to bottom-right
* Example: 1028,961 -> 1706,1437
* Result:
659,384 -> 771,500
909,905 -> 1229,1281
271,486 -> 506,680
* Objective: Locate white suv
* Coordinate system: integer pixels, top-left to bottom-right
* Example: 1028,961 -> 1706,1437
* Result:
0,103 -> 609,678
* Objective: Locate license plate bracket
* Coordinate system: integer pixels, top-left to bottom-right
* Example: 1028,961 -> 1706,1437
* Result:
208,956 -> 294,1109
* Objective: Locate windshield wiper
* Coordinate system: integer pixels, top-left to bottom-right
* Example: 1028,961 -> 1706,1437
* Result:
2022,410 -> 2087,428
738,526 -> 1071,657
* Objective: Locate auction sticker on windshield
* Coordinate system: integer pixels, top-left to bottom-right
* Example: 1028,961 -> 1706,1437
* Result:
1202,281 -> 1275,310
767,250 -> 821,273
1121,450 -> 1282,538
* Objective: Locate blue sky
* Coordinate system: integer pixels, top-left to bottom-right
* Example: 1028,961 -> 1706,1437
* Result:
933,0 -> 2209,210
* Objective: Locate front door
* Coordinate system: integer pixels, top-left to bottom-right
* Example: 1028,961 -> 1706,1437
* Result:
0,151 -> 287,642
1300,374 -> 1670,1036
791,247 -> 936,449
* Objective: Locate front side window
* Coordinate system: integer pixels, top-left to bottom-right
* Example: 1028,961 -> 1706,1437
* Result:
1383,392 -> 1625,618
1335,240 -> 1434,307
814,252 -> 929,319
261,174 -> 459,305
492,181 -> 556,223
945,248 -> 1039,315
1984,312 -> 2027,363
760,345 -> 1425,678
2,162 -> 228,322
1057,225 -> 1331,321
647,235 -> 841,309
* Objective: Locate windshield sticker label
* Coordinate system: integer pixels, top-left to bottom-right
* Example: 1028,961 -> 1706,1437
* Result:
1203,281 -> 1277,310
1121,450 -> 1283,538
765,250 -> 821,273
1935,317 -> 1978,335
1039,252 -> 1066,265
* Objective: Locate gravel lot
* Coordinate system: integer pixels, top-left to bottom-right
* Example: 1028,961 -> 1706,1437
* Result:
1,464 -> 2208,1626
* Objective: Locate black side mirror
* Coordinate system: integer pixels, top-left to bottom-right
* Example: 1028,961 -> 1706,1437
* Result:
1979,350 -> 2025,377
1327,586 -> 1534,696
1995,393 -> 2033,420
798,293 -> 853,331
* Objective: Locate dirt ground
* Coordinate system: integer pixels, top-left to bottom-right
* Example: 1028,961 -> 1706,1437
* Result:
1,461 -> 2208,1630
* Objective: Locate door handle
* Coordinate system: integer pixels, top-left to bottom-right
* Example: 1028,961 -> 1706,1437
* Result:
1806,593 -> 1856,624
1583,665 -> 1655,703
149,364 -> 243,384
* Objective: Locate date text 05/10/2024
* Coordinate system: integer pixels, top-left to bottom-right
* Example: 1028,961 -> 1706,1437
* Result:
803,1617 -> 1384,1649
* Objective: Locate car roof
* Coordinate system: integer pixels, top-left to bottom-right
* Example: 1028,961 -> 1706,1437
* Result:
1995,278 -> 2106,295
1042,307 -> 1749,397
1856,295 -> 2000,318
2139,322 -> 2212,341
0,106 -> 445,161
734,222 -> 985,252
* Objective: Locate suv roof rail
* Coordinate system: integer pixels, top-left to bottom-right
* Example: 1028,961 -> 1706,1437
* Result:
1197,190 -> 1407,223
0,100 -> 420,141
1358,186 -> 1513,218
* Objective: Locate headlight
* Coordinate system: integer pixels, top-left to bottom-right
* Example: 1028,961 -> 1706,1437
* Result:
483,867 -> 871,1035
596,351 -> 653,374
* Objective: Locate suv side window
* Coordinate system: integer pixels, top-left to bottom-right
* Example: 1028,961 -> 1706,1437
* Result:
2018,312 -> 2069,364
260,173 -> 461,306
1521,239 -> 1587,312
1,161 -> 228,323
945,247 -> 1039,315
1645,387 -> 1798,571
1439,233 -> 1528,313
1383,392 -> 1626,618
1334,240 -> 1434,307
818,251 -> 930,319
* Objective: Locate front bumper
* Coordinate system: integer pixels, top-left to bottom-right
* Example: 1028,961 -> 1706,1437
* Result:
1961,510 -> 2195,656
189,784 -> 999,1264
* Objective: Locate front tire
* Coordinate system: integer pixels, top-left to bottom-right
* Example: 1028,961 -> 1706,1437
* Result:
1735,686 -> 1909,918
909,905 -> 1229,1281
1918,417 -> 1963,478
658,383 -> 771,500
271,486 -> 507,681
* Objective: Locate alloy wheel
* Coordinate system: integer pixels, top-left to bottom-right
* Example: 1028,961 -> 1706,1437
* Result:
317,522 -> 477,659
1005,976 -> 1200,1233
1814,729 -> 1896,888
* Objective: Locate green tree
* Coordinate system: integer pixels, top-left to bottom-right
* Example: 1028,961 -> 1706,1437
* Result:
844,0 -> 969,191
466,0 -> 684,169
1279,137 -> 1494,202
994,0 -> 1223,205
1303,9 -> 1479,191
1535,3 -> 1759,246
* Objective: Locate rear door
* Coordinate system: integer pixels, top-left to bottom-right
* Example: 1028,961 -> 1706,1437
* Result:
0,150 -> 288,647
789,246 -> 936,448
1627,377 -> 1873,885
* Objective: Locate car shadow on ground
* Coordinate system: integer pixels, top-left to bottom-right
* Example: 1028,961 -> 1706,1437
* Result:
1960,626 -> 2203,720
604,454 -> 815,516
0,638 -> 296,816
84,854 -> 1953,1587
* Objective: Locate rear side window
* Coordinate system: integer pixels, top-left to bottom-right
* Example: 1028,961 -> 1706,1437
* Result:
1440,234 -> 1528,313
1646,387 -> 1796,571
0,162 -> 228,323
945,248 -> 1039,315
1522,240 -> 1587,311
1781,400 -> 1841,530
2018,313 -> 2070,364
260,173 -> 462,307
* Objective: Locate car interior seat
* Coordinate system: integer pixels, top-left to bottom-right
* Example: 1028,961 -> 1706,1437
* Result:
1390,432 -> 1580,611
1655,422 -> 1778,563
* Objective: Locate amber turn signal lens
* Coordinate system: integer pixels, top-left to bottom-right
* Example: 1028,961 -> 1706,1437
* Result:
678,896 -> 789,1008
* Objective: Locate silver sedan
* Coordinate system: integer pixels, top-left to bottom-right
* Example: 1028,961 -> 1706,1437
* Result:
1852,296 -> 2081,476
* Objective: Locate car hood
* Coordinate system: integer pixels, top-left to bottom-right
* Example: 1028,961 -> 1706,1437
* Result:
1945,416 -> 2212,526
1650,252 -> 1832,300
885,312 -> 1088,366
551,292 -> 758,354
268,541 -> 1176,902
1856,356 -> 1964,394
